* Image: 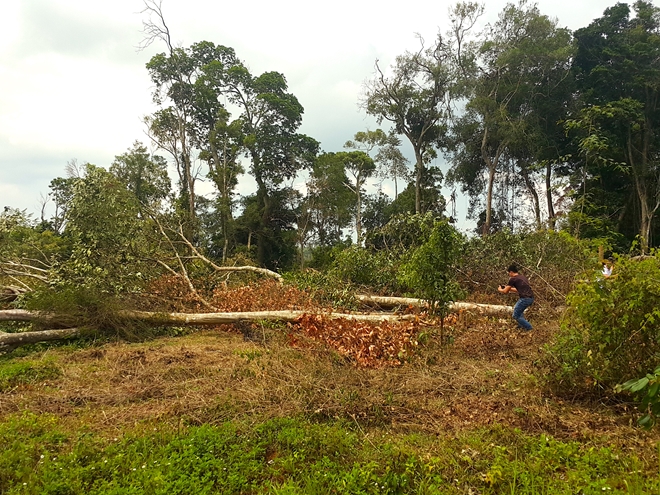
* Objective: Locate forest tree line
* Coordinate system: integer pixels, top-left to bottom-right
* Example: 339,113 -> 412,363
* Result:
7,0 -> 660,273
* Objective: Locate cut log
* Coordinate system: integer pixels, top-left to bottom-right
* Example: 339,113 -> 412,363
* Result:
118,310 -> 416,324
0,328 -> 81,352
0,308 -> 417,352
355,294 -> 512,317
0,309 -> 417,326
0,309 -> 62,323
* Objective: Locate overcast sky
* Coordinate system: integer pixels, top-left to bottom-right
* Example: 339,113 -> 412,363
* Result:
0,0 -> 615,229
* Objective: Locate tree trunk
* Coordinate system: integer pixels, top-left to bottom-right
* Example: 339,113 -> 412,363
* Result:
355,294 -> 513,317
414,149 -> 423,214
520,165 -> 542,229
0,328 -> 81,352
0,309 -> 418,327
545,161 -> 556,230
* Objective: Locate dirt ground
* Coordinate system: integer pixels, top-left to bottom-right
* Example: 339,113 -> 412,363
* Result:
1,304 -> 658,461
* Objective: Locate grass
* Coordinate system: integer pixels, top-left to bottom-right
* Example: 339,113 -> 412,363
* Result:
0,414 -> 657,494
0,314 -> 658,493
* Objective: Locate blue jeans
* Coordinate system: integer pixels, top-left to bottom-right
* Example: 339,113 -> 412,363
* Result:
512,297 -> 534,330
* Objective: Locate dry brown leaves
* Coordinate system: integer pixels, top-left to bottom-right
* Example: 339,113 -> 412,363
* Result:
288,314 -> 422,368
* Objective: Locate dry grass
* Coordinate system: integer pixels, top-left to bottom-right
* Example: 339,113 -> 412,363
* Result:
1,311 -> 658,460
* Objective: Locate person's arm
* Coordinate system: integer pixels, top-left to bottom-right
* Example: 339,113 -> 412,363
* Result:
498,284 -> 517,294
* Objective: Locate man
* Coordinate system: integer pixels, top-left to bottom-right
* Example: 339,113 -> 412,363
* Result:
497,264 -> 534,331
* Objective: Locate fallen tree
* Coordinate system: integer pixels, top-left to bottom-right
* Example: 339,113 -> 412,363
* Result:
0,308 -> 418,352
0,296 -> 512,352
0,327 -> 81,353
356,294 -> 513,317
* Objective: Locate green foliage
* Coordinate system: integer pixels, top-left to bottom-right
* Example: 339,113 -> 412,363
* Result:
109,141 -> 171,209
0,208 -> 68,294
567,1 -> 660,252
58,164 -> 151,294
0,414 -> 658,494
365,212 -> 437,252
329,246 -> 400,292
615,366 -> 660,428
542,253 -> 660,396
284,269 -> 359,310
22,286 -> 152,341
398,219 -> 464,316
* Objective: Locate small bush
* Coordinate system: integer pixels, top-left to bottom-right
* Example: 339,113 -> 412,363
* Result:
328,246 -> 404,295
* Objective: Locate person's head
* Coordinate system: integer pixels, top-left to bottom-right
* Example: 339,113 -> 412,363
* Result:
507,264 -> 519,275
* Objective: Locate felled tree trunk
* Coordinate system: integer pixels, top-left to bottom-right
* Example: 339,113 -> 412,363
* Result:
116,310 -> 417,324
0,328 -> 81,352
0,308 -> 419,352
355,294 -> 512,317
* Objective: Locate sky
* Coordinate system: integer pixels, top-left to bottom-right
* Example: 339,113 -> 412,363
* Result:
0,0 -> 614,231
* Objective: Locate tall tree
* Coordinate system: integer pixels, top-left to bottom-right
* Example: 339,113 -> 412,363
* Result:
362,4 -> 481,214
568,1 -> 660,252
110,141 -> 171,211
449,0 -> 573,234
305,152 -> 355,247
338,150 -> 376,245
222,68 -> 320,268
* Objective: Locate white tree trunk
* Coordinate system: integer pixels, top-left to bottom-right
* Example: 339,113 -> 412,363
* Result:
355,294 -> 512,317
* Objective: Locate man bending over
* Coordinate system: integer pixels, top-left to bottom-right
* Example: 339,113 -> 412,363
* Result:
497,264 -> 534,331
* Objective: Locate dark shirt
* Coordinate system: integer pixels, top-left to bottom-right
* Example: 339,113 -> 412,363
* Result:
508,274 -> 534,299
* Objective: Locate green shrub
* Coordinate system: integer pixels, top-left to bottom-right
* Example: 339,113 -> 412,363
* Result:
615,366 -> 660,428
542,253 -> 660,397
328,246 -> 403,294
397,219 -> 465,315
284,270 -> 358,310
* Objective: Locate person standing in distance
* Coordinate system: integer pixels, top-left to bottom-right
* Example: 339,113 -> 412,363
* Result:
497,264 -> 534,331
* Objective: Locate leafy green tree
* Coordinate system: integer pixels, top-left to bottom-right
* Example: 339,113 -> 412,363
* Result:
398,218 -> 464,341
44,176 -> 77,234
390,166 -> 446,217
567,1 -> 660,252
305,152 -> 354,248
59,165 -> 149,294
338,151 -> 376,245
227,69 -> 319,268
110,141 -> 171,211
449,0 -> 573,234
374,135 -> 411,198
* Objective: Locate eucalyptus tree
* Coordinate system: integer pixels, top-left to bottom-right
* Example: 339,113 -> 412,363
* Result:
567,1 -> 660,252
